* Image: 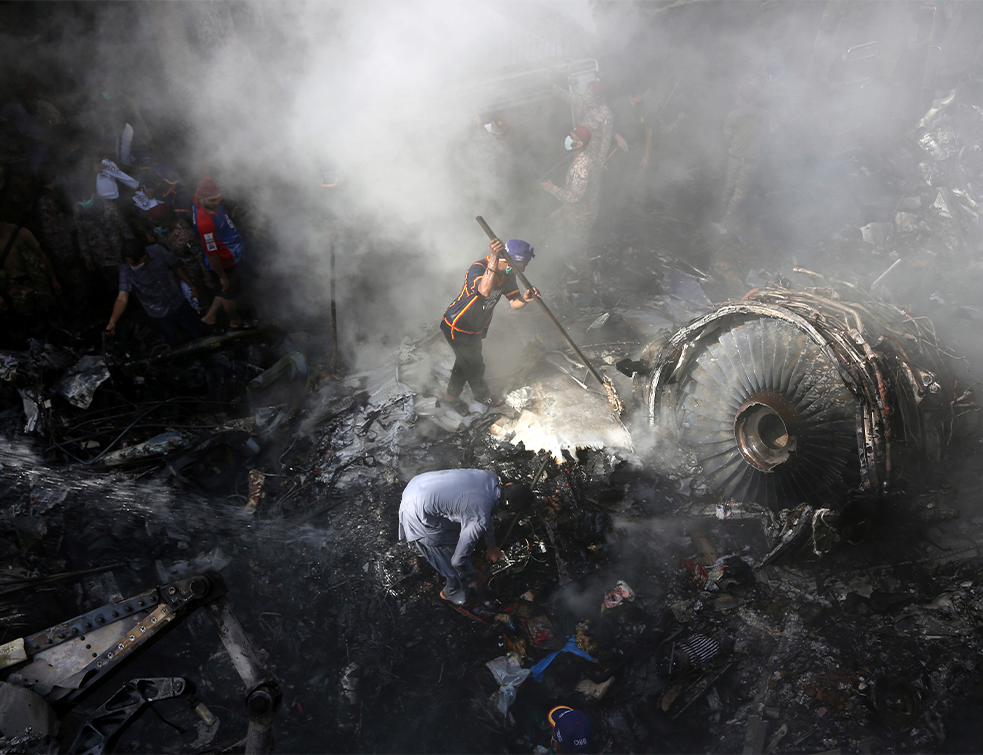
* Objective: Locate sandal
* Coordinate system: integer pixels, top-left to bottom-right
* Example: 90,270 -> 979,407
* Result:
228,319 -> 258,331
198,320 -> 223,335
479,396 -> 505,407
443,395 -> 470,415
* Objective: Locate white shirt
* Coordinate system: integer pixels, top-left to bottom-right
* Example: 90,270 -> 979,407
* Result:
95,159 -> 139,200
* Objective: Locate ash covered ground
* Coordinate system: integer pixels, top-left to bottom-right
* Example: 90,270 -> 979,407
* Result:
4,2 -> 983,754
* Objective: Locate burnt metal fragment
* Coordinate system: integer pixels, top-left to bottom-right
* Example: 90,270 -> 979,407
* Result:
1,572 -> 280,754
68,677 -> 194,754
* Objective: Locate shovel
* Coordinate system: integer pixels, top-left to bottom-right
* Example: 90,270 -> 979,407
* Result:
475,216 -> 624,415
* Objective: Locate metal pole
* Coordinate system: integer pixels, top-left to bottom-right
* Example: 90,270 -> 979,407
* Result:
206,596 -> 281,755
871,259 -> 902,289
330,234 -> 339,374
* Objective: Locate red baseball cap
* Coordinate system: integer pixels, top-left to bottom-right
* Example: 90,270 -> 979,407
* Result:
572,126 -> 592,145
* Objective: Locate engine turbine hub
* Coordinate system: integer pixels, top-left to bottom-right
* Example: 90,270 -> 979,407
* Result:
734,391 -> 799,472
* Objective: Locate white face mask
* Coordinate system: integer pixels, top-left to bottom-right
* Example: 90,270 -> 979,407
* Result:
564,136 -> 575,151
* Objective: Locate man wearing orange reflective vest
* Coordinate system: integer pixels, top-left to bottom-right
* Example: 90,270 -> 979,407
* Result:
440,237 -> 538,414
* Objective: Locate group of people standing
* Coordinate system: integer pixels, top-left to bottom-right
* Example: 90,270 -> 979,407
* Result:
0,81 -> 254,348
540,78 -> 686,278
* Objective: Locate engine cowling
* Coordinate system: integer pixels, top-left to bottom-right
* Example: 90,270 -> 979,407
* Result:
638,288 -> 954,510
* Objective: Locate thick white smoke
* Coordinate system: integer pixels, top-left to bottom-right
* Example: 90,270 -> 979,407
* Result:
138,1 -> 594,368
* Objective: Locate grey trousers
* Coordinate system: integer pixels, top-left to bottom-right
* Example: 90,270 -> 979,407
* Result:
413,537 -> 475,605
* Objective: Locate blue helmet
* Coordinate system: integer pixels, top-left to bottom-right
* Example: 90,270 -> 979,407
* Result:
506,239 -> 534,265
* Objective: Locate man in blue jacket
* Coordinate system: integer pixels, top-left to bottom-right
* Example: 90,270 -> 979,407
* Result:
398,469 -> 533,605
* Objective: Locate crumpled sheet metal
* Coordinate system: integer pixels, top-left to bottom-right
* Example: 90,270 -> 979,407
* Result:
860,222 -> 894,246
895,212 -> 922,233
618,308 -> 675,338
0,346 -> 78,385
246,351 -> 310,437
53,355 -> 110,409
0,353 -> 25,383
18,389 -> 41,434
488,374 -> 633,460
931,189 -> 953,218
917,89 -> 956,130
661,269 -> 713,326
323,363 -> 416,468
412,395 -> 473,433
350,364 -> 414,409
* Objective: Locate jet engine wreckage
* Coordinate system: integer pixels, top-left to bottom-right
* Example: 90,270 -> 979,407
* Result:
592,273 -> 983,569
636,280 -> 959,512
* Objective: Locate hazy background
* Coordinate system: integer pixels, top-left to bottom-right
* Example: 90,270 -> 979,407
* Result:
3,1 -> 981,369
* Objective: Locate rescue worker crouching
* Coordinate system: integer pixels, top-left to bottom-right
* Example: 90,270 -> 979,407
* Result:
398,469 -> 536,606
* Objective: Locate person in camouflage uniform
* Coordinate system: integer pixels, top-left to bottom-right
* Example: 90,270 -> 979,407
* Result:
73,188 -> 135,306
0,222 -> 60,317
714,85 -> 778,233
553,80 -> 614,165
461,116 -> 514,222
540,126 -> 599,276
32,162 -> 92,316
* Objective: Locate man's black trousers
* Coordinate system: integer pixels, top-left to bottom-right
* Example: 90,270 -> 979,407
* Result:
441,324 -> 490,402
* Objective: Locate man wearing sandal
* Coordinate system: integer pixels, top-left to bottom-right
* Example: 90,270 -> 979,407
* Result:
440,237 -> 538,414
398,469 -> 534,606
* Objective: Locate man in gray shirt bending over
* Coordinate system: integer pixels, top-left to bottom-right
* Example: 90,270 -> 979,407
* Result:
106,234 -> 201,345
399,469 -> 533,606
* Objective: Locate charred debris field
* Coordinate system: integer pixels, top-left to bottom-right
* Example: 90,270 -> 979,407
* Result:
6,2 -> 983,754
5,189 -> 983,753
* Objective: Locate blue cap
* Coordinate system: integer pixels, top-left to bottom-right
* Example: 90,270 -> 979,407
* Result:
506,239 -> 534,265
550,706 -> 592,753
